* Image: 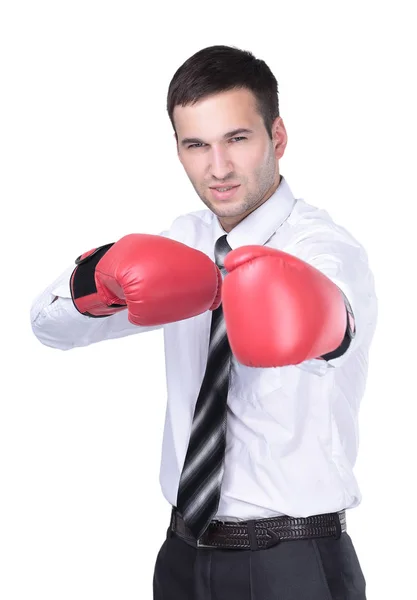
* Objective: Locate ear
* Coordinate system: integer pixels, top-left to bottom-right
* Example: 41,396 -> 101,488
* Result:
272,117 -> 288,159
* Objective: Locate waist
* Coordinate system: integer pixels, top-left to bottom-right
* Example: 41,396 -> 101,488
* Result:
169,506 -> 347,550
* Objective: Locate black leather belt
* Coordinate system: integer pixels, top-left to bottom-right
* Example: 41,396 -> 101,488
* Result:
169,506 -> 347,550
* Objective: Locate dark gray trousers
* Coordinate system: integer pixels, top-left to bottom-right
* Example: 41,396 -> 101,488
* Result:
153,526 -> 366,599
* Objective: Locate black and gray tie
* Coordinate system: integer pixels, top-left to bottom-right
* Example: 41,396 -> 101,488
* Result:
176,235 -> 232,540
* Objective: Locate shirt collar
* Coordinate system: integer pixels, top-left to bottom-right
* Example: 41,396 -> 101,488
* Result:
213,175 -> 296,250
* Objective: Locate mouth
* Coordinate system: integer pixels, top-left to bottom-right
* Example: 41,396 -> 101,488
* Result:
209,185 -> 241,201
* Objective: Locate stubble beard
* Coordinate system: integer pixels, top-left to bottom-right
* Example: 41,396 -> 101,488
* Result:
193,146 -> 278,218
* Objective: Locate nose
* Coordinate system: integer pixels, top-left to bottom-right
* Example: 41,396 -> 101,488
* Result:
209,145 -> 233,181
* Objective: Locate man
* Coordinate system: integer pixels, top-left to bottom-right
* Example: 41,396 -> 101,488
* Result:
31,45 -> 377,599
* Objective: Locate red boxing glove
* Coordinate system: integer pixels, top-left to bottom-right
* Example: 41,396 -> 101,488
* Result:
222,246 -> 347,367
71,234 -> 222,325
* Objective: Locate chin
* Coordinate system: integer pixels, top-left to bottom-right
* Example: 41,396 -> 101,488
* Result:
212,204 -> 248,217
199,189 -> 247,216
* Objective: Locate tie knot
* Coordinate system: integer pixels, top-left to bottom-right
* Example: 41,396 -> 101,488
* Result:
214,235 -> 232,270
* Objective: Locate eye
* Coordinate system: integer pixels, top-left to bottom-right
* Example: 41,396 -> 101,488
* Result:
186,137 -> 246,150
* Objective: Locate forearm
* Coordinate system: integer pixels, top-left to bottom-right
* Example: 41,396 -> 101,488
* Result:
30,265 -> 161,351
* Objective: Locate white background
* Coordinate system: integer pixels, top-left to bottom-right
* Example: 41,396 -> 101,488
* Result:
1,1 -> 416,599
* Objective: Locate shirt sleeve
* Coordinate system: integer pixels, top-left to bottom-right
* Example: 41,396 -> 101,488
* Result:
30,230 -> 170,351
290,219 -> 378,375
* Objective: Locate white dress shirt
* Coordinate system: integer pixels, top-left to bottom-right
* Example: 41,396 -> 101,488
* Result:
30,176 -> 378,521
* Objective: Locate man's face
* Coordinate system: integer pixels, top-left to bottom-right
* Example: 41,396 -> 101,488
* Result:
174,88 -> 287,231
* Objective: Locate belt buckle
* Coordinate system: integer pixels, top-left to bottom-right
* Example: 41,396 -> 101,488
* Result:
196,528 -> 214,548
197,520 -> 223,548
264,527 -> 281,548
197,537 -> 212,548
197,525 -> 217,548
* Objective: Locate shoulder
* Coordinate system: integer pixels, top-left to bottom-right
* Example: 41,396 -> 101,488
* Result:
286,199 -> 378,355
286,198 -> 367,254
280,198 -> 375,300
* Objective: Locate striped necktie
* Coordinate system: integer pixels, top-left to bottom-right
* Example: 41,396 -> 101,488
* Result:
176,235 -> 232,540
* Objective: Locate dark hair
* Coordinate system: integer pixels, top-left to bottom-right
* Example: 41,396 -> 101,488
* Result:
167,45 -> 279,141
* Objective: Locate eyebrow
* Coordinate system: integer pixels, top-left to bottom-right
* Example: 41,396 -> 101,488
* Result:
180,128 -> 254,147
